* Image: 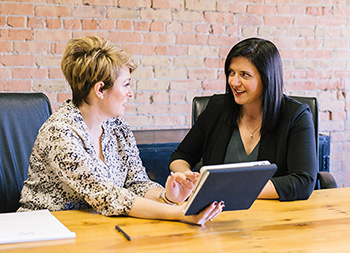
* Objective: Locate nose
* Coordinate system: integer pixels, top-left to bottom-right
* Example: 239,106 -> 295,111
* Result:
127,86 -> 133,98
229,74 -> 240,87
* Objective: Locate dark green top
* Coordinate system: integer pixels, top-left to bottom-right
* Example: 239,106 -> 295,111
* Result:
224,127 -> 259,163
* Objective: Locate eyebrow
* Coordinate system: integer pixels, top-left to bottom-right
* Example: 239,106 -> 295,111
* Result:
121,77 -> 131,82
228,67 -> 253,74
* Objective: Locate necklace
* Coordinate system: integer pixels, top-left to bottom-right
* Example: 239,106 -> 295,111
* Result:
241,117 -> 262,138
246,125 -> 261,138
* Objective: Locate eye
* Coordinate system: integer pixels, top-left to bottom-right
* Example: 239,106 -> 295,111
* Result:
242,72 -> 251,78
228,69 -> 235,76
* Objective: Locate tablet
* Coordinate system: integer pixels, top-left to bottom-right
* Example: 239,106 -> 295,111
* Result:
184,161 -> 277,216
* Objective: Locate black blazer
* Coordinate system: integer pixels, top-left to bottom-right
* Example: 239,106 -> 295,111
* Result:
170,94 -> 317,201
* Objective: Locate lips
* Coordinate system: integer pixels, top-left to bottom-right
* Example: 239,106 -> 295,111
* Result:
234,89 -> 246,95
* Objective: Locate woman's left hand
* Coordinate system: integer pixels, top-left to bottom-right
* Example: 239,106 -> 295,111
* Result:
164,171 -> 200,204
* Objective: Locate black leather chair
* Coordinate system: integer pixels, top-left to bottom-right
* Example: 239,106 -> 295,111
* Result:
0,93 -> 52,213
192,95 -> 337,190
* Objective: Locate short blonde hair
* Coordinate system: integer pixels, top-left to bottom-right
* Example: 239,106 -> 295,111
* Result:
61,35 -> 137,107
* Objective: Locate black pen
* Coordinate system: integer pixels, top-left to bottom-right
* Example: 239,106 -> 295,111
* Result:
115,225 -> 131,241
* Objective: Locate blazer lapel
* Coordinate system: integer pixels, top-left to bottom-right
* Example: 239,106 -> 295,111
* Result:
258,129 -> 276,163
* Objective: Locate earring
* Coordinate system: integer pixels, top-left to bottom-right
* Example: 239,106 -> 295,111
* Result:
100,94 -> 103,99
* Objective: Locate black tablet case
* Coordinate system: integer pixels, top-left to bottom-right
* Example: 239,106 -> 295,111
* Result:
184,163 -> 277,215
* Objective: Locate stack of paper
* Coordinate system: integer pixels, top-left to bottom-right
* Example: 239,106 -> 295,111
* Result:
0,209 -> 76,244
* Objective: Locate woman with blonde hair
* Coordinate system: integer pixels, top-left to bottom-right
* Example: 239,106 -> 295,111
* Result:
18,36 -> 223,225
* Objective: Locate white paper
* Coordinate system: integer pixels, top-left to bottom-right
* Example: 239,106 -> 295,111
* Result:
0,209 -> 76,244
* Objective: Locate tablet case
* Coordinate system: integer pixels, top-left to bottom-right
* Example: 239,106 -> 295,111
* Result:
184,161 -> 277,215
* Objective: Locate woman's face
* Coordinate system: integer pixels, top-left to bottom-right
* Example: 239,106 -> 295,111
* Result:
228,57 -> 264,108
103,66 -> 133,117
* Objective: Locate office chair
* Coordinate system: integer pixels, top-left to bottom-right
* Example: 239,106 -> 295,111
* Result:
0,93 -> 52,213
192,94 -> 337,190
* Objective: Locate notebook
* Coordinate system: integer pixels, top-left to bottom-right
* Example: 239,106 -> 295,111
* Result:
0,209 -> 76,245
184,161 -> 277,216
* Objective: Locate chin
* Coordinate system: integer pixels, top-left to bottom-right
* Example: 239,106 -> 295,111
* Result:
116,110 -> 124,117
234,98 -> 243,105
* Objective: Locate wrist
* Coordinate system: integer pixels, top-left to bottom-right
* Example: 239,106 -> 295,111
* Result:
159,189 -> 178,206
164,191 -> 178,205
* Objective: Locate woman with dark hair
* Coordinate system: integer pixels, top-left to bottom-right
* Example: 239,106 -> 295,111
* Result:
170,38 -> 317,201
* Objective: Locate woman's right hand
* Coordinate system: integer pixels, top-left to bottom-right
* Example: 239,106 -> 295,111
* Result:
164,171 -> 200,204
178,201 -> 225,226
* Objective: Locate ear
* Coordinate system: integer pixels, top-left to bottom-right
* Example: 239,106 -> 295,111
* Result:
94,81 -> 105,99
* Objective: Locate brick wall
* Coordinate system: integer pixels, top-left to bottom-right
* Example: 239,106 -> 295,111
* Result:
1,0 -> 350,187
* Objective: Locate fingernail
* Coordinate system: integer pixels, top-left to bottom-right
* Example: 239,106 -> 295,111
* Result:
214,201 -> 218,206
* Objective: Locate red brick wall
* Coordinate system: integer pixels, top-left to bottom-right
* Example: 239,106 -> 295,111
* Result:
1,0 -> 349,187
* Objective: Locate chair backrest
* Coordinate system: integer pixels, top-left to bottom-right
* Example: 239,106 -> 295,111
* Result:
192,96 -> 211,126
0,93 -> 52,213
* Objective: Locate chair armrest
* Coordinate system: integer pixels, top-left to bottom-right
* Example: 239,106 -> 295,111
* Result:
317,171 -> 337,189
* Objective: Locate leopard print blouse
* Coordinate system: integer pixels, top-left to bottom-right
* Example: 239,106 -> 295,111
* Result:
18,100 -> 162,216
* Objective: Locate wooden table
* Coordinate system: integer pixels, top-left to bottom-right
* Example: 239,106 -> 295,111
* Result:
2,187 -> 350,252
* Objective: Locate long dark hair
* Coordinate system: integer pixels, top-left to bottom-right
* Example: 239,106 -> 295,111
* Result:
223,37 -> 284,131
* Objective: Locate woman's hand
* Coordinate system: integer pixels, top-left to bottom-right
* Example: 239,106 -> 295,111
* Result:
164,171 -> 200,204
179,201 -> 225,226
129,195 -> 224,226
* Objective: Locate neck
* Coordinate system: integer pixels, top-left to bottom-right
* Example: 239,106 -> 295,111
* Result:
240,103 -> 263,122
239,103 -> 263,139
79,102 -> 106,136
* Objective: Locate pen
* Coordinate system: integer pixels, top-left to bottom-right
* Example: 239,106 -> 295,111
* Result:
115,225 -> 131,241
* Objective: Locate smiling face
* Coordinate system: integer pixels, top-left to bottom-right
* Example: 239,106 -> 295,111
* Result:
228,56 -> 264,108
102,66 -> 133,117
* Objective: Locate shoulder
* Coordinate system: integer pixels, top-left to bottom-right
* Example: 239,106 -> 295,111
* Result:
37,100 -> 89,144
104,117 -> 136,147
207,93 -> 226,106
281,95 -> 311,114
105,117 -> 131,134
279,95 -> 313,123
193,94 -> 226,122
192,94 -> 230,133
202,94 -> 226,114
42,100 -> 81,128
